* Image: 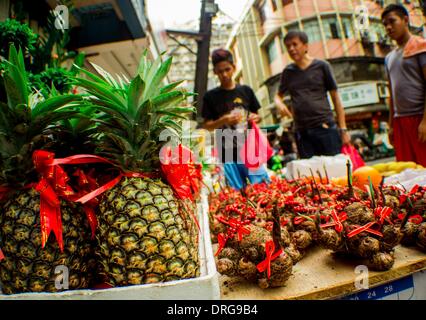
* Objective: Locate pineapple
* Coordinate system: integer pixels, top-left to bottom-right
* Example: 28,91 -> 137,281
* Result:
74,52 -> 200,286
0,45 -> 94,294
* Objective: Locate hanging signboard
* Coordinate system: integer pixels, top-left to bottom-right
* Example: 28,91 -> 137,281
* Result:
339,83 -> 380,108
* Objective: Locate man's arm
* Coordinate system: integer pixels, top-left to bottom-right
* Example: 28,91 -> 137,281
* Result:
274,92 -> 292,119
418,65 -> 426,143
387,77 -> 395,145
329,89 -> 351,145
202,114 -> 240,131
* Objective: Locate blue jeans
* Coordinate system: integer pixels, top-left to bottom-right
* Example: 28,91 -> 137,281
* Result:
223,163 -> 270,190
295,123 -> 342,159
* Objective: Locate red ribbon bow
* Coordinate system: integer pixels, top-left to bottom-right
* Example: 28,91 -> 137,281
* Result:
32,151 -> 117,251
33,150 -> 74,252
374,206 -> 393,225
347,221 -> 383,238
399,184 -> 420,205
216,216 -> 250,242
159,144 -> 202,201
320,210 -> 347,233
0,248 -> 5,262
256,241 -> 283,279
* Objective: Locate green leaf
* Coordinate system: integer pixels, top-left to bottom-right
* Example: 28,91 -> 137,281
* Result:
31,95 -> 79,118
128,75 -> 145,116
159,80 -> 184,94
74,77 -> 127,111
91,63 -> 120,89
142,56 -> 172,101
3,45 -> 28,110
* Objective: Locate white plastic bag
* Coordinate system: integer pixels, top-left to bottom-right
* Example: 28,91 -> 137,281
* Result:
384,169 -> 426,190
285,154 -> 351,180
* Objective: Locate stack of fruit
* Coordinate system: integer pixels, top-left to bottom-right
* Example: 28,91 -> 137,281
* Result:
372,161 -> 423,177
0,46 -> 201,294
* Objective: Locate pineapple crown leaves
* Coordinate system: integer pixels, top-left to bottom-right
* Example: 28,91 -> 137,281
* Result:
0,44 -> 83,187
73,51 -> 195,172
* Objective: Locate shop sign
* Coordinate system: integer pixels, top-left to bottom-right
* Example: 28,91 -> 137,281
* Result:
339,83 -> 379,108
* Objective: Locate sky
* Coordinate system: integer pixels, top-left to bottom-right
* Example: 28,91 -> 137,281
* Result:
146,0 -> 250,29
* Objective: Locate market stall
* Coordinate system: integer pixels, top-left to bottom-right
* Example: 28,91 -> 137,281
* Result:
205,155 -> 426,300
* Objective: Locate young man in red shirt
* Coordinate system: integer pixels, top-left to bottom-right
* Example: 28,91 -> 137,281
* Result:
382,4 -> 426,166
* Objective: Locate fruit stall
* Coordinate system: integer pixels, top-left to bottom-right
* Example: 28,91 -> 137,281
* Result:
1,42 -> 426,300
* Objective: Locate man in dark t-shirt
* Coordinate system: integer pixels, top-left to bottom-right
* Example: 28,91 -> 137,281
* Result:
274,31 -> 350,159
202,49 -> 270,190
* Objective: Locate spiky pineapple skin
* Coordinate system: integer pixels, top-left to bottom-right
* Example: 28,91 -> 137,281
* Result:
96,177 -> 200,286
0,189 -> 95,294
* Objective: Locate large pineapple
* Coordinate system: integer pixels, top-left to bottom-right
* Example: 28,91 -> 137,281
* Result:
74,53 -> 200,286
0,45 -> 95,294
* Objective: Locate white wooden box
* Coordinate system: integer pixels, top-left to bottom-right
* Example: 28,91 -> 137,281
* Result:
0,192 -> 220,300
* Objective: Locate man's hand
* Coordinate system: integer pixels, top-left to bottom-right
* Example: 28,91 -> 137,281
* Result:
418,118 -> 426,143
249,113 -> 261,123
388,126 -> 394,146
221,113 -> 241,126
341,130 -> 351,145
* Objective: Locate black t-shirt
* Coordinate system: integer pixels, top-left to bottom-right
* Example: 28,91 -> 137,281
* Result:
202,85 -> 261,163
278,59 -> 338,130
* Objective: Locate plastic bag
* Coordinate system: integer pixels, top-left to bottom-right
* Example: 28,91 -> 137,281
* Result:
240,120 -> 273,169
341,144 -> 365,170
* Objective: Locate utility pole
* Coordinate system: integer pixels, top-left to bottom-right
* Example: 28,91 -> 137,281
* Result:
194,0 -> 218,122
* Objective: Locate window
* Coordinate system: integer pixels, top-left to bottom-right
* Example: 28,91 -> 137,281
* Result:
257,1 -> 267,25
266,39 -> 278,64
371,22 -> 386,42
323,17 -> 341,39
303,20 -> 322,43
271,0 -> 278,11
285,23 -> 300,33
279,33 -> 285,53
341,17 -> 354,39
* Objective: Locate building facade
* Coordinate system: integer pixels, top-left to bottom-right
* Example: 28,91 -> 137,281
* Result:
1,0 -> 164,78
227,0 -> 425,128
166,10 -> 235,93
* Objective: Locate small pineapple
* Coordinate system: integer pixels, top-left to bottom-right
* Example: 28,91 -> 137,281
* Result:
0,45 -> 94,294
74,52 -> 200,286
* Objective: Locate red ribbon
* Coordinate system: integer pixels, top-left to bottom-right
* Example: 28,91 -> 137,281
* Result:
75,171 -> 154,204
374,206 -> 393,225
0,248 -> 4,262
72,169 -> 99,239
399,184 -> 420,204
256,241 -> 283,279
397,213 -> 423,225
320,210 -> 347,233
160,144 -> 202,201
0,186 -> 12,202
294,214 -> 314,225
215,233 -> 228,256
216,216 -> 250,242
347,221 -> 383,238
32,151 -> 118,251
